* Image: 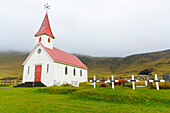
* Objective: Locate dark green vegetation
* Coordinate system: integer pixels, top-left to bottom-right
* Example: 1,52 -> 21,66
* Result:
0,84 -> 169,113
2,49 -> 170,77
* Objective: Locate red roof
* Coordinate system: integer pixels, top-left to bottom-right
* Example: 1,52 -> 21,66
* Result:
44,46 -> 88,69
35,13 -> 55,39
23,43 -> 88,69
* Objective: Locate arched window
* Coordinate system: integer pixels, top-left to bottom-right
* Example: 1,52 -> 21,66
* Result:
80,70 -> 82,77
39,37 -> 41,42
65,66 -> 68,75
48,38 -> 50,43
47,64 -> 49,73
28,66 -> 30,74
73,68 -> 76,76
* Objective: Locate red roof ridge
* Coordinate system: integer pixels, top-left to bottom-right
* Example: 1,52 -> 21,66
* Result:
35,13 -> 55,39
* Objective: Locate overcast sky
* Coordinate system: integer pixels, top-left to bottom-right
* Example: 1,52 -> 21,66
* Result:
0,0 -> 170,57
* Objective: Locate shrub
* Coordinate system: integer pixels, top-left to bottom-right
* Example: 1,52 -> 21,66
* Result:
79,82 -> 93,88
99,83 -> 109,87
124,83 -> 132,88
115,79 -> 126,86
61,83 -> 72,87
38,86 -> 82,94
138,68 -> 154,75
152,82 -> 170,89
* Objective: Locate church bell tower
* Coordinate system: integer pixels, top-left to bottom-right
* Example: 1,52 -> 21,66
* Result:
35,3 -> 54,49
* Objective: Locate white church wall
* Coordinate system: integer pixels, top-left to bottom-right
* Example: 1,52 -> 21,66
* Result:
22,45 -> 55,86
35,35 -> 53,49
53,62 -> 88,85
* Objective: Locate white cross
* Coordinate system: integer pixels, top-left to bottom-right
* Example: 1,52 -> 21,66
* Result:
111,75 -> 119,89
149,74 -> 165,90
94,76 -> 96,89
145,80 -> 148,86
127,75 -> 140,90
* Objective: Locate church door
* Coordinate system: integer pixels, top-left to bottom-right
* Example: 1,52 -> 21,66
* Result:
34,65 -> 42,81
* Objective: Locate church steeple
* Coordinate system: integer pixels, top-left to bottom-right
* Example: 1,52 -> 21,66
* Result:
35,12 -> 55,39
35,3 -> 54,49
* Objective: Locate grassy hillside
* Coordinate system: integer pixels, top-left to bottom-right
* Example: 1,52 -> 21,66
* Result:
75,49 -> 170,76
1,49 -> 170,78
0,52 -> 27,78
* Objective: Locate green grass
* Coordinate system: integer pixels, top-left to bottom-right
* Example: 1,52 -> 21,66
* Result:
0,84 -> 169,113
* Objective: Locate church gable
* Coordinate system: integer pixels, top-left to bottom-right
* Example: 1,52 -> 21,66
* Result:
23,43 -> 54,65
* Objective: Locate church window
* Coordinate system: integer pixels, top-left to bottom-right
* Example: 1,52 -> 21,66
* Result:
73,68 -> 76,76
80,70 -> 82,77
37,49 -> 41,54
28,66 -> 30,74
65,67 -> 68,75
48,38 -> 50,43
39,37 -> 41,42
47,64 -> 49,73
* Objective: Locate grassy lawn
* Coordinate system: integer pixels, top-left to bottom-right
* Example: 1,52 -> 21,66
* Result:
0,85 -> 169,113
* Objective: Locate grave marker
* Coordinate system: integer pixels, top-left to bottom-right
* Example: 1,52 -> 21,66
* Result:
127,75 -> 140,90
72,81 -> 79,87
111,75 -> 119,89
145,80 -> 148,86
93,76 -> 96,89
142,75 -> 145,80
54,81 -> 61,86
147,76 -> 149,80
163,73 -> 169,82
149,74 -> 165,90
117,74 -> 120,79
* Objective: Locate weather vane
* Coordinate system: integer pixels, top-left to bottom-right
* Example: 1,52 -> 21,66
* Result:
44,3 -> 50,12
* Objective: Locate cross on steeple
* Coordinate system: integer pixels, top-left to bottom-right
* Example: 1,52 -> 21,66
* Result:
44,3 -> 50,12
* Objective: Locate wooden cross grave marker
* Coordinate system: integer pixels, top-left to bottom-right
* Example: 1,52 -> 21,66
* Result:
149,74 -> 165,90
127,75 -> 140,90
111,75 -> 119,89
93,76 -> 96,88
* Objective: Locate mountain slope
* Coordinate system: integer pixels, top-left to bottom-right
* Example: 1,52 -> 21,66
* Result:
74,49 -> 170,75
0,53 -> 27,78
1,49 -> 170,78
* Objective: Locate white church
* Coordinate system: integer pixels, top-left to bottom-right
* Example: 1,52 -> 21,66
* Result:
21,9 -> 88,87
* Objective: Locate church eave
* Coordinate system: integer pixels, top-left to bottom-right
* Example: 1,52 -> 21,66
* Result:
54,60 -> 88,70
35,33 -> 55,39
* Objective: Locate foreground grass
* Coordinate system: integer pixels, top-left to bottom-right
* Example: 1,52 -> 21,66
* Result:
0,86 -> 169,113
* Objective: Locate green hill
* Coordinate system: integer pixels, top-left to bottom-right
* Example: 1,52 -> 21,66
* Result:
0,52 -> 27,78
1,49 -> 170,78
74,49 -> 170,76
